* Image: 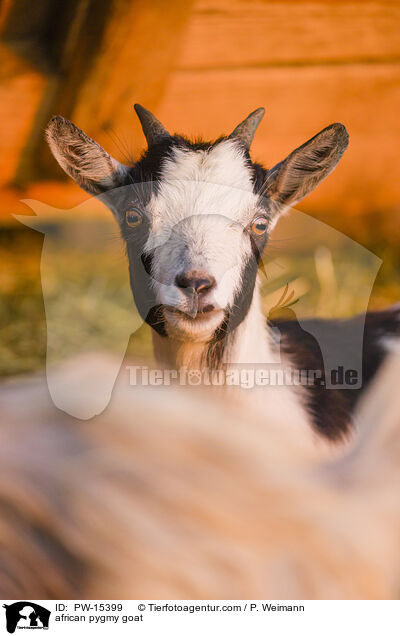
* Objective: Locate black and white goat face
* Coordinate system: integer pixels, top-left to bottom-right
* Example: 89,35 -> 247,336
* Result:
46,106 -> 348,342
140,138 -> 268,341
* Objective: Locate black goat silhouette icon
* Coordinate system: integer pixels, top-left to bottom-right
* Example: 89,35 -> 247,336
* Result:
3,602 -> 50,634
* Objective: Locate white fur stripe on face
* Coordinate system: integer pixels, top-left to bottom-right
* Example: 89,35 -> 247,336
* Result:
141,141 -> 266,337
148,140 -> 259,224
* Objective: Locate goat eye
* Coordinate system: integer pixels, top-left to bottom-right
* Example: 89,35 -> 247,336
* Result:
126,208 -> 143,227
251,216 -> 268,236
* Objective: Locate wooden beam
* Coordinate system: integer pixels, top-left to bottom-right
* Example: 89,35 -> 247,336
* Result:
178,1 -> 400,71
71,0 -> 194,161
0,45 -> 45,187
157,63 -> 400,216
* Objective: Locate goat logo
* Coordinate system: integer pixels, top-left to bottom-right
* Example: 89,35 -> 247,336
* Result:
16,194 -> 381,420
3,603 -> 50,633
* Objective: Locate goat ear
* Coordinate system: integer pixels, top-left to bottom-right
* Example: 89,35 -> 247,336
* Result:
264,123 -> 349,209
45,116 -> 129,195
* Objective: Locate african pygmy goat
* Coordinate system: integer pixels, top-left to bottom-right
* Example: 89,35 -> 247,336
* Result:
45,106 -> 400,441
1,353 -> 400,599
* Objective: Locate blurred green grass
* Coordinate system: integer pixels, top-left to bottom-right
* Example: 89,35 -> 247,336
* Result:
1,226 -> 399,377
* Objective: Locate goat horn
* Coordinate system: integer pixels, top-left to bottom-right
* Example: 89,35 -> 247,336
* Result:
228,107 -> 265,149
134,104 -> 170,146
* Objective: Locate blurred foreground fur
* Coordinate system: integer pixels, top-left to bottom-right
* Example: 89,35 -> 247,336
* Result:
0,354 -> 400,599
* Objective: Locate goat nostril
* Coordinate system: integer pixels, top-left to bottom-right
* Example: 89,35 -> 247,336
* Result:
194,278 -> 215,293
175,271 -> 216,294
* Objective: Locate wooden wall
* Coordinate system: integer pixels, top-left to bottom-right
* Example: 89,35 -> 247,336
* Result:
158,0 -> 400,234
1,0 -> 399,238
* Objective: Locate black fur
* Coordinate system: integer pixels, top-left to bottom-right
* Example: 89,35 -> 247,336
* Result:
272,306 -> 400,440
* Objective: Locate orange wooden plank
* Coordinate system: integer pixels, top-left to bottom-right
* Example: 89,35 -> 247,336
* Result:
157,63 -> 400,216
71,0 -> 194,162
179,1 -> 400,70
0,45 -> 46,186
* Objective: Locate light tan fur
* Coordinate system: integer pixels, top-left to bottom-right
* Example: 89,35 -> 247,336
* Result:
0,354 -> 399,599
